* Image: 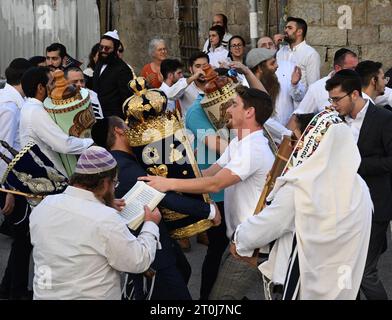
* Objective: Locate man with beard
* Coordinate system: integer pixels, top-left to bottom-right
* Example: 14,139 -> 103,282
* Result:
30,146 -> 161,299
93,30 -> 134,119
277,17 -> 320,92
19,67 -> 93,177
246,48 -> 304,142
91,117 -> 220,300
46,43 -> 82,72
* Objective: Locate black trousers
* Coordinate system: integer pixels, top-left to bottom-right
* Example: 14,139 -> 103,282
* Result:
132,264 -> 192,300
359,219 -> 389,300
173,239 -> 192,284
0,194 -> 32,299
200,201 -> 229,300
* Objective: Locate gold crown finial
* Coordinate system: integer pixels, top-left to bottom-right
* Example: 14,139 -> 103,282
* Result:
123,77 -> 167,123
129,77 -> 148,96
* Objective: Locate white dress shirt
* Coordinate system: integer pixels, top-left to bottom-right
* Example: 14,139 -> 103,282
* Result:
0,84 -> 25,179
205,46 -> 229,69
165,79 -> 204,117
345,99 -> 370,143
19,98 -> 93,177
274,60 -> 306,125
159,81 -> 176,112
277,41 -> 321,89
295,72 -> 334,115
216,130 -> 274,238
375,87 -> 392,107
203,32 -> 233,51
30,186 -> 160,300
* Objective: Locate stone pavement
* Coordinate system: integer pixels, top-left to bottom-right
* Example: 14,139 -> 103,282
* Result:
1,226 -> 391,300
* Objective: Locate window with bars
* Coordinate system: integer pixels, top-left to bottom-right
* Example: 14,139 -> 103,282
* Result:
178,0 -> 199,69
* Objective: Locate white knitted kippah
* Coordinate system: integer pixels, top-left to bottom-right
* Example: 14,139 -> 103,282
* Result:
103,30 -> 120,41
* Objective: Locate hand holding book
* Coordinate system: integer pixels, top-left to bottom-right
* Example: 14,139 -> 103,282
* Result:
118,181 -> 165,230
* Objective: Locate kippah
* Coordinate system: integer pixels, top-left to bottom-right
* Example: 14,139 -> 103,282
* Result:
91,118 -> 109,148
75,146 -> 117,174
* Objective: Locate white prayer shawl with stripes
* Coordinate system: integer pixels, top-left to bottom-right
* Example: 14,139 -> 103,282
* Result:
267,118 -> 372,299
236,110 -> 373,299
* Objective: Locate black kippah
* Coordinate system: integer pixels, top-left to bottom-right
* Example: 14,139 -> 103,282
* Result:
91,118 -> 109,148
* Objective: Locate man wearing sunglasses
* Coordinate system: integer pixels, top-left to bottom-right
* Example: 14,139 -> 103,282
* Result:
93,30 -> 134,119
326,69 -> 392,300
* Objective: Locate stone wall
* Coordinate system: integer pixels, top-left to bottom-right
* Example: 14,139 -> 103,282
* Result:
289,0 -> 392,76
111,0 -> 181,74
111,0 -> 392,75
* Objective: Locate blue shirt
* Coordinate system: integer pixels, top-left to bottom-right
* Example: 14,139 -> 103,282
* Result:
185,94 -> 224,203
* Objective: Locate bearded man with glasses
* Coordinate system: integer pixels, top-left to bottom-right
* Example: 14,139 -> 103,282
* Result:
93,30 -> 134,119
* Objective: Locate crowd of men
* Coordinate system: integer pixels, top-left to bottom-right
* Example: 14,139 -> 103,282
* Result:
0,13 -> 392,300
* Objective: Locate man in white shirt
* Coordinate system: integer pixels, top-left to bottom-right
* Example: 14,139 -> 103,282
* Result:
246,48 -> 305,126
202,13 -> 232,51
19,67 -> 93,177
277,17 -> 320,90
356,60 -> 387,106
326,69 -> 392,300
159,59 -> 186,113
286,48 -> 359,131
164,52 -> 208,117
30,146 -> 161,300
64,66 -> 104,119
0,59 -> 32,181
0,58 -> 33,300
140,86 -> 275,299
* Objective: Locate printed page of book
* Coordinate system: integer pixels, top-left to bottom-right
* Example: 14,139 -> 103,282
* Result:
119,181 -> 165,230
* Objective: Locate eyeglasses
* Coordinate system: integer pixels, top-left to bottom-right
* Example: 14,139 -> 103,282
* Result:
113,178 -> 120,189
230,44 -> 243,49
328,91 -> 352,104
99,45 -> 114,52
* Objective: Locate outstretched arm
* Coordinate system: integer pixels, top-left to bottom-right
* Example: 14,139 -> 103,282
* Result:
139,167 -> 240,194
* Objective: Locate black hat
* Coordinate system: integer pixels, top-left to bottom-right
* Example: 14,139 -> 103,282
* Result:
91,118 -> 109,148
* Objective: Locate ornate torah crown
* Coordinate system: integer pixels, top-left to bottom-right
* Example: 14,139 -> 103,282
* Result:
43,70 -> 96,177
123,77 -> 177,147
43,70 -> 95,137
122,77 -> 213,239
123,77 -> 167,122
200,64 -> 239,130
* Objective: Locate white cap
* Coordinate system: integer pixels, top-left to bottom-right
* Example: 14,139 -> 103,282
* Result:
103,30 -> 120,41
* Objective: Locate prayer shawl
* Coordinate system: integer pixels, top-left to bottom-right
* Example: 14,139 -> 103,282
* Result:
264,109 -> 373,300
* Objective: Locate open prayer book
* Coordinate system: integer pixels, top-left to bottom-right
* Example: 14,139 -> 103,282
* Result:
119,181 -> 165,230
